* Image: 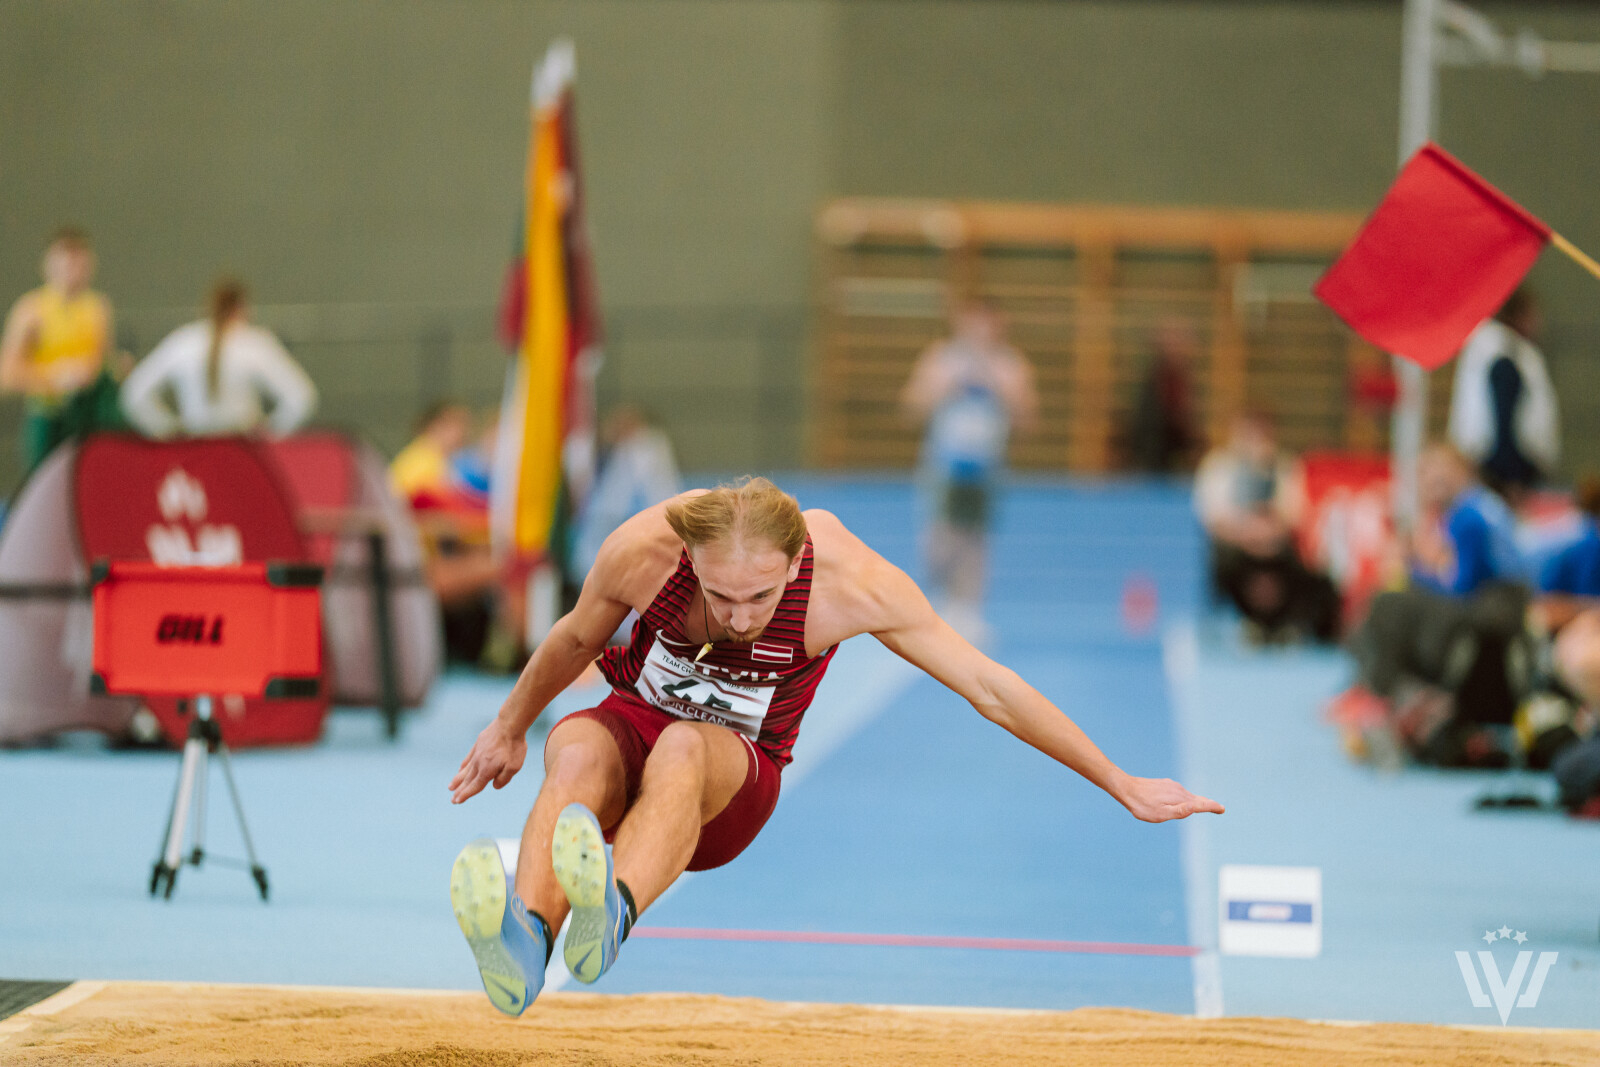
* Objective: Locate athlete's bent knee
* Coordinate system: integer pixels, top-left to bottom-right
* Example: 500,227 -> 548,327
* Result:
546,736 -> 618,791
647,722 -> 709,773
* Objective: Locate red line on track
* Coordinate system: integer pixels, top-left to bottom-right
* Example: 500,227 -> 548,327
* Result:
631,927 -> 1200,958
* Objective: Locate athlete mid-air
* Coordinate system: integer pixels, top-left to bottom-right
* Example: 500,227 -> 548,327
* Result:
448,477 -> 1223,1015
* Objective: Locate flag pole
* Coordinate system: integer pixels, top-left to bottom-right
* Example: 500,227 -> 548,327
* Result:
1391,0 -> 1438,532
1551,231 -> 1600,284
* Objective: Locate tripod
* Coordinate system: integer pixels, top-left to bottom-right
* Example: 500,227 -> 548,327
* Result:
149,695 -> 269,901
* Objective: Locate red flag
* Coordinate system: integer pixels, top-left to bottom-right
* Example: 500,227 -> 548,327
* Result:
1313,143 -> 1549,371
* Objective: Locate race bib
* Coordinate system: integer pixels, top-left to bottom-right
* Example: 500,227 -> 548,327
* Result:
635,635 -> 776,739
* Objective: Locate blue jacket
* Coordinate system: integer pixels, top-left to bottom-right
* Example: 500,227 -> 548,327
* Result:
1411,487 -> 1523,596
1539,520 -> 1600,597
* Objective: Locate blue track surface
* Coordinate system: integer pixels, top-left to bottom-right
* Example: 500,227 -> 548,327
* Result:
1169,628 -> 1600,1027
4,474 -> 1597,1026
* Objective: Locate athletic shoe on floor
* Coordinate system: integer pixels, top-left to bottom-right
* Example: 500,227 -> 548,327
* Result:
551,803 -> 627,984
450,837 -> 547,1016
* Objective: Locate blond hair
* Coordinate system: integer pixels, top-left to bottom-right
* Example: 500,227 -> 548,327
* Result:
665,477 -> 807,560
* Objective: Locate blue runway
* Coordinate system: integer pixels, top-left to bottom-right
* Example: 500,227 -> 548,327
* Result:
4,475 -> 1596,1026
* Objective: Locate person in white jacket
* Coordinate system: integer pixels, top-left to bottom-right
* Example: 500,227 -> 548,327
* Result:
120,278 -> 317,439
1448,289 -> 1559,495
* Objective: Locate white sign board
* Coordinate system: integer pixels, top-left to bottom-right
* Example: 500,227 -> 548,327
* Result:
1219,864 -> 1321,958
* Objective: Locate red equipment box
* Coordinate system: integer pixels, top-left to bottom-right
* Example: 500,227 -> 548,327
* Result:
91,560 -> 322,700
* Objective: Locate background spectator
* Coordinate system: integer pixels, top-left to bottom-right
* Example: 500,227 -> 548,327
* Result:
0,227 -> 120,471
1335,445 -> 1533,768
390,400 -> 505,666
1448,289 -> 1559,498
120,278 -> 317,439
1123,318 -> 1197,474
1534,476 -> 1600,608
1407,443 -> 1523,597
569,406 -> 681,582
391,400 -> 473,509
1195,412 -> 1338,643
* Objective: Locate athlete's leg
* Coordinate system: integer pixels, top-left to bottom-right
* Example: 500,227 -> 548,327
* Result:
551,721 -> 760,984
514,717 -> 630,932
610,721 -> 751,911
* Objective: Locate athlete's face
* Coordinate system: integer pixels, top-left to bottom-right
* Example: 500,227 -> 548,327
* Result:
690,539 -> 802,642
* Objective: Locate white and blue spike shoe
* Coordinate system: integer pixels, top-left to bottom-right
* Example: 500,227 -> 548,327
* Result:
551,803 -> 628,984
450,837 -> 548,1016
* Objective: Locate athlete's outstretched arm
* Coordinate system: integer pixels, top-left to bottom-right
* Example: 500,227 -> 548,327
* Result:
863,558 -> 1223,823
448,532 -> 636,804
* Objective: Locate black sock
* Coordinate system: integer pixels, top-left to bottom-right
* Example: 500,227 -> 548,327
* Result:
615,879 -> 639,943
526,909 -> 554,965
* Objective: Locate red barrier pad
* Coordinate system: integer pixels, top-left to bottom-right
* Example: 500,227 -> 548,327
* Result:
74,435 -> 305,565
92,561 -> 321,701
74,437 -> 329,747
1298,452 -> 1393,626
265,431 -> 357,564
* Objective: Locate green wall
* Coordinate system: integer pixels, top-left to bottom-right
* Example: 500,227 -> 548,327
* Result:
2,0 -> 1597,483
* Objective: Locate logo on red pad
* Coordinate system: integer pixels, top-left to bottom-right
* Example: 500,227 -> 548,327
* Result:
146,467 -> 243,567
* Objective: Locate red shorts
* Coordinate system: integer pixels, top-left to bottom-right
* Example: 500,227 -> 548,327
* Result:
547,692 -> 782,872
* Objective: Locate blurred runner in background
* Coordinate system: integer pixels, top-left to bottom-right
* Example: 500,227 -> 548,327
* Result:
901,299 -> 1037,635
0,227 -> 120,472
120,277 -> 317,439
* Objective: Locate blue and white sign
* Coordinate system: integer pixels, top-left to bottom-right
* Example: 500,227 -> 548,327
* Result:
1218,864 -> 1321,958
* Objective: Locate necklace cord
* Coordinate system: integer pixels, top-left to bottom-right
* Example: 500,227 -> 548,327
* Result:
695,581 -> 715,663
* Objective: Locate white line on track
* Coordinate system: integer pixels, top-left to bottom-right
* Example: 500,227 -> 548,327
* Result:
1163,620 -> 1225,1019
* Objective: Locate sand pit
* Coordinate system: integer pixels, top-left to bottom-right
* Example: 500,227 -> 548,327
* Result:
1,981 -> 1596,1066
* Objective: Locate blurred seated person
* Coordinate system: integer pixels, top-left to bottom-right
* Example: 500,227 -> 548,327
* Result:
391,401 -> 473,510
447,411 -> 498,514
1506,480 -> 1600,772
569,406 -> 682,582
1333,446 -> 1530,767
1544,609 -> 1600,812
1194,412 -> 1338,644
120,278 -> 316,439
391,401 -> 502,664
1534,477 -> 1600,612
1123,318 -> 1197,474
1406,443 -> 1524,597
1448,289 -> 1558,499
1513,602 -> 1600,775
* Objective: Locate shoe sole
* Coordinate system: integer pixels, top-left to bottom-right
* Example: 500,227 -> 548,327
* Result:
450,838 -> 531,1016
551,806 -> 611,984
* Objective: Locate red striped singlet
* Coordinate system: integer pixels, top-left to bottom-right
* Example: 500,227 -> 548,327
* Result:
597,538 -> 837,767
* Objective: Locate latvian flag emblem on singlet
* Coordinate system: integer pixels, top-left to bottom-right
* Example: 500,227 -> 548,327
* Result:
751,642 -> 793,664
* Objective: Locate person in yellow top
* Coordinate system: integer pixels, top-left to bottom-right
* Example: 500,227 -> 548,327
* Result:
391,401 -> 472,508
0,228 -> 118,472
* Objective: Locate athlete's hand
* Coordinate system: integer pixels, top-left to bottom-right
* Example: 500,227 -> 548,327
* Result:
1118,776 -> 1224,823
449,719 -> 529,804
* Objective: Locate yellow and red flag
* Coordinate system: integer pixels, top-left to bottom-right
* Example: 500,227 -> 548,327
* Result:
493,39 -> 601,565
